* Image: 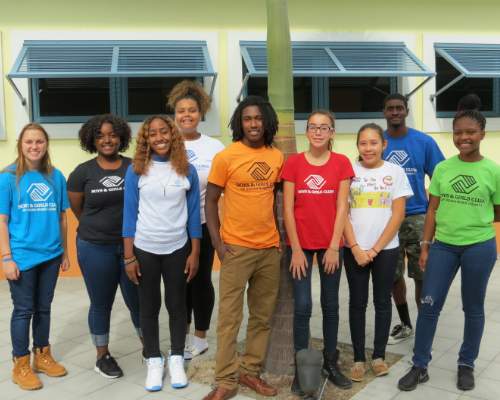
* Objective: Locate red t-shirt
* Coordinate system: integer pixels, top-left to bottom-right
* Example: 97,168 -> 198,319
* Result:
281,152 -> 354,250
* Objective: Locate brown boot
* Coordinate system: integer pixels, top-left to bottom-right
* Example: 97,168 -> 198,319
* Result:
12,354 -> 43,390
33,346 -> 67,377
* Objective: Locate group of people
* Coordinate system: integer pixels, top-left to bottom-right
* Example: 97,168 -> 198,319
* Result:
0,80 -> 498,400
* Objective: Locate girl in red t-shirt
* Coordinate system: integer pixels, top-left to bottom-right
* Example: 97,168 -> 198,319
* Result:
282,110 -> 354,393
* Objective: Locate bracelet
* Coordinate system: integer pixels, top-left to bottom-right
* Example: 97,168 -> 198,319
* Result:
419,240 -> 433,246
350,243 -> 359,249
2,257 -> 13,263
371,248 -> 379,255
124,256 -> 137,265
328,247 -> 339,252
2,252 -> 11,257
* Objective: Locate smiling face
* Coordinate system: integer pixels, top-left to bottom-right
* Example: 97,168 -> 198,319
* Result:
21,128 -> 48,169
241,105 -> 265,147
357,128 -> 386,168
147,118 -> 172,156
383,99 -> 408,128
175,98 -> 201,135
306,113 -> 334,151
453,116 -> 484,158
95,122 -> 120,157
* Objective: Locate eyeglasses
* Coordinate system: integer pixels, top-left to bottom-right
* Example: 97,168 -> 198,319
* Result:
307,124 -> 333,134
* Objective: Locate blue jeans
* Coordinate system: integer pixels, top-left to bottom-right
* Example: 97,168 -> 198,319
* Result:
9,256 -> 61,357
290,247 -> 342,355
77,237 -> 140,346
413,238 -> 497,369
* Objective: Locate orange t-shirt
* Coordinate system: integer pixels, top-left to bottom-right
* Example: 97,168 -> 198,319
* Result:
208,141 -> 284,249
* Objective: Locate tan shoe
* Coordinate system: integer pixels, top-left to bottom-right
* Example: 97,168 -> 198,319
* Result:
12,354 -> 43,390
202,386 -> 238,400
350,361 -> 366,382
33,346 -> 67,377
371,358 -> 389,377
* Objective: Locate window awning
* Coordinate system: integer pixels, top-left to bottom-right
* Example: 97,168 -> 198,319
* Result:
241,41 -> 433,78
435,43 -> 500,78
7,40 -> 217,105
433,43 -> 500,100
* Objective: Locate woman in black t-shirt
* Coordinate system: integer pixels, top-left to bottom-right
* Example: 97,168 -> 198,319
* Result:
67,114 -> 141,379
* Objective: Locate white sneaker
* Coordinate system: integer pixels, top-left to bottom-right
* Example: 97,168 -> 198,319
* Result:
145,356 -> 164,392
168,355 -> 188,389
387,324 -> 413,345
184,334 -> 194,360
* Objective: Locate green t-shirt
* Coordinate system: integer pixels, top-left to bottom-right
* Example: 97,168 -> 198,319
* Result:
429,155 -> 500,245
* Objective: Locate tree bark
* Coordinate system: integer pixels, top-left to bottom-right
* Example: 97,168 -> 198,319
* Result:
264,0 -> 297,376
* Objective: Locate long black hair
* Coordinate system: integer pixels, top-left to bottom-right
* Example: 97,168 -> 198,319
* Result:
229,95 -> 278,146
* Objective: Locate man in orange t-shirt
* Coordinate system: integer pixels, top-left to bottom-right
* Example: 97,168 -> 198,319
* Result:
203,96 -> 283,400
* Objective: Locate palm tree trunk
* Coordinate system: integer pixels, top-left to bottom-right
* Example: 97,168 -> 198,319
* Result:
264,0 -> 297,375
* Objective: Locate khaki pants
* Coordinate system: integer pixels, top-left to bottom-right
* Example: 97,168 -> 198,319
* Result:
215,245 -> 280,389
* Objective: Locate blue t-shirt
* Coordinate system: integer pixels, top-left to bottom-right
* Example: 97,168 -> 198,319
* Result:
0,167 -> 69,271
383,127 -> 445,216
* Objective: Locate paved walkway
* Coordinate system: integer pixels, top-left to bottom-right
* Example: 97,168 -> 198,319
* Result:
0,260 -> 499,400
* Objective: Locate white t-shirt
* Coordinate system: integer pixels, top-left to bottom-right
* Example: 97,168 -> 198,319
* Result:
349,160 -> 413,250
184,134 -> 225,224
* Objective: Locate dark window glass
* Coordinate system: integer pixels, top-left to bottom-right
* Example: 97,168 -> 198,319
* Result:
127,77 -> 196,115
329,77 -> 391,113
246,76 -> 312,114
435,54 -> 493,112
38,78 -> 110,116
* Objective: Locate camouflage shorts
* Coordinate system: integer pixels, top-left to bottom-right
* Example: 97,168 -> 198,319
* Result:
394,214 -> 425,282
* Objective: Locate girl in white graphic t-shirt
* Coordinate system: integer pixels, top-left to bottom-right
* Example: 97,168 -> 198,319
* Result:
168,81 -> 224,360
343,123 -> 413,382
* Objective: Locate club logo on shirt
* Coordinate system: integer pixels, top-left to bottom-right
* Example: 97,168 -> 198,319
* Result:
186,149 -> 198,162
99,176 -> 124,188
248,162 -> 272,181
386,150 -> 410,167
450,175 -> 478,194
304,174 -> 326,190
27,183 -> 52,202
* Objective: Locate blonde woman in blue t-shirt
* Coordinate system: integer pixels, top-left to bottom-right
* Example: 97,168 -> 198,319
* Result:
0,123 -> 70,391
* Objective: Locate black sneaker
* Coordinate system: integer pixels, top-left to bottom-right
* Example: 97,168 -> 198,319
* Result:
398,366 -> 429,391
94,353 -> 123,379
457,365 -> 474,391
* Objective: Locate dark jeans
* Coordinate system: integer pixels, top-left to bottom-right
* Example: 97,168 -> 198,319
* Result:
344,247 -> 399,361
413,238 -> 497,369
134,243 -> 189,358
77,237 -> 141,347
290,247 -> 342,355
186,224 -> 215,331
9,255 -> 61,357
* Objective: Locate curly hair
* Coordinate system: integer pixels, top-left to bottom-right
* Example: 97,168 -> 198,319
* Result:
453,109 -> 486,131
167,80 -> 211,116
383,93 -> 409,110
133,115 -> 189,176
78,114 -> 131,153
230,95 -> 278,146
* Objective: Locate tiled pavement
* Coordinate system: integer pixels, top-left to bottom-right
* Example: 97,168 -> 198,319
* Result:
0,259 -> 499,400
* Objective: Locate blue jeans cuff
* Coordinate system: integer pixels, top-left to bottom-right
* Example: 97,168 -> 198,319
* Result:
91,333 -> 110,347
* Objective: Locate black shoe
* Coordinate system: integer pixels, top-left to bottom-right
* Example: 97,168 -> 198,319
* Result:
398,366 -> 429,391
94,352 -> 123,379
457,365 -> 474,391
323,350 -> 352,390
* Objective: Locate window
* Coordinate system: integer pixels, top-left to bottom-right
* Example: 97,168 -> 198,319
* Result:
434,44 -> 499,117
9,40 -> 216,123
240,41 -> 431,120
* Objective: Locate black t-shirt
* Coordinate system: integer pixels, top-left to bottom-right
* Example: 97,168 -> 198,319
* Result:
67,157 -> 131,244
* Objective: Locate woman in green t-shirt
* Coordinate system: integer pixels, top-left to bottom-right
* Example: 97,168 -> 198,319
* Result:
398,109 -> 500,393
